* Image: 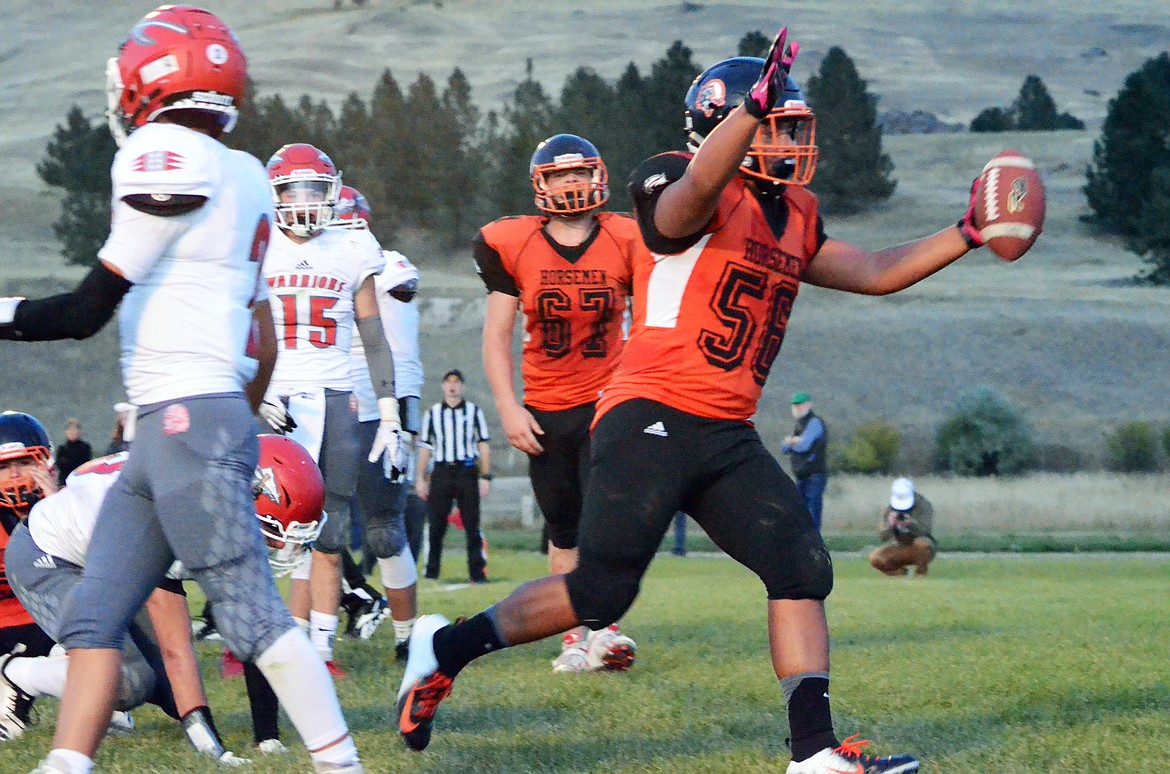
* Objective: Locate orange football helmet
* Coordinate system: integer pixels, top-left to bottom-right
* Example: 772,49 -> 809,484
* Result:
105,5 -> 247,145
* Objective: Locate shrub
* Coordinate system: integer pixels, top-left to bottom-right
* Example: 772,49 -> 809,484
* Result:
935,388 -> 1034,476
1106,421 -> 1159,472
834,420 -> 901,474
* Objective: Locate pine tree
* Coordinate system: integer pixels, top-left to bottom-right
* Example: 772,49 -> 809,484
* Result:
438,68 -> 484,243
1131,167 -> 1170,284
366,69 -> 408,243
1084,53 -> 1170,239
737,30 -> 770,58
804,46 -> 896,214
36,106 -> 117,267
492,58 -> 554,218
641,41 -> 702,157
609,62 -> 653,210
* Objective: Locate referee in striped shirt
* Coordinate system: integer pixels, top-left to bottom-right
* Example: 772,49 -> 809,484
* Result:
416,369 -> 493,582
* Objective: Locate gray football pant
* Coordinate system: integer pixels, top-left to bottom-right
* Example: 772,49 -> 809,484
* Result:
56,393 -> 295,662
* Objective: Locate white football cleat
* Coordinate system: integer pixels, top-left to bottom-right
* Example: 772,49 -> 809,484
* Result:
107,710 -> 135,736
257,738 -> 288,754
585,624 -> 637,672
312,760 -> 365,773
785,736 -> 919,774
1,644 -> 33,742
550,630 -> 589,673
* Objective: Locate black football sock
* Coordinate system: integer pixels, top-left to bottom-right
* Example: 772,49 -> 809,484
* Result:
432,608 -> 510,677
243,661 -> 280,744
782,672 -> 838,761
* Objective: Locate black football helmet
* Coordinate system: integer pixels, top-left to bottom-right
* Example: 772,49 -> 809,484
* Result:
529,134 -> 609,214
0,411 -> 53,510
684,56 -> 817,186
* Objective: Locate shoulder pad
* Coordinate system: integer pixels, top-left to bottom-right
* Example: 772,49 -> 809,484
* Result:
113,123 -> 220,200
376,250 -> 420,292
480,215 -> 544,244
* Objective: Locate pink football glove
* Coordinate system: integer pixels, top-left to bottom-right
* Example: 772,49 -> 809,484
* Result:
745,26 -> 801,119
957,177 -> 985,249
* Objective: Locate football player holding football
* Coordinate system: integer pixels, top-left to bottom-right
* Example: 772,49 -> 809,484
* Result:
333,187 -> 423,660
0,6 -> 363,773
475,134 -> 639,673
396,25 -> 994,772
261,145 -> 407,679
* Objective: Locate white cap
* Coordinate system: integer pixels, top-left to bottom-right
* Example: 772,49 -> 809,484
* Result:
890,477 -> 915,510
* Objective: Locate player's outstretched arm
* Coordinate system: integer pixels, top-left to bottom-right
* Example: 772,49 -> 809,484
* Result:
0,261 -> 131,341
802,225 -> 974,296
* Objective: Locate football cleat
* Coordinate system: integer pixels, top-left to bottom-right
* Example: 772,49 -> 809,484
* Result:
258,738 -> 288,754
107,710 -> 135,736
585,624 -> 637,672
396,614 -> 454,751
325,660 -> 348,680
395,639 -> 410,664
785,735 -> 919,774
0,644 -> 34,741
551,630 -> 589,673
220,648 -> 245,679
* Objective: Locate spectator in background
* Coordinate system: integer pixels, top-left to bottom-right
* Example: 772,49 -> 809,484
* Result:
870,477 -> 936,577
781,392 -> 828,530
55,419 -> 93,486
105,402 -> 136,456
416,370 -> 492,583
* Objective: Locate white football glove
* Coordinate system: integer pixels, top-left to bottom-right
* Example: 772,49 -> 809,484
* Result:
369,397 -> 409,481
259,399 -> 296,434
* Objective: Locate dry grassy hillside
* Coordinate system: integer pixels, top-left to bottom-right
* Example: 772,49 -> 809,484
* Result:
1,1 -> 1168,472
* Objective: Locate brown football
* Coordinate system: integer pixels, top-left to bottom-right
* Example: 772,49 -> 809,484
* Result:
975,149 -> 1046,262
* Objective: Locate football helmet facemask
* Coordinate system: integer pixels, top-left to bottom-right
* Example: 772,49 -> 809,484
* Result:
530,134 -> 609,214
267,143 -> 342,238
0,411 -> 54,511
329,185 -> 372,230
684,56 -> 817,186
253,434 -> 326,576
106,5 -> 247,146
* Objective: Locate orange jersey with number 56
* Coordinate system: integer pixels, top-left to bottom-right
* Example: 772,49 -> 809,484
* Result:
600,153 -> 824,423
475,213 -> 639,411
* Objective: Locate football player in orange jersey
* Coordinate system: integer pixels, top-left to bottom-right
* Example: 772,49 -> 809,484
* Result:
397,25 -> 989,771
476,134 -> 638,673
0,413 -> 58,742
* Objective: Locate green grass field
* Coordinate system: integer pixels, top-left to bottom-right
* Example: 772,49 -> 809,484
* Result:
4,549 -> 1167,773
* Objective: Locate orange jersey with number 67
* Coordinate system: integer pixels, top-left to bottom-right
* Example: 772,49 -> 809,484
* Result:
475,214 -> 638,411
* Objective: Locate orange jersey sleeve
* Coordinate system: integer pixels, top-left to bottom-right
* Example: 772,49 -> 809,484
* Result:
600,160 -> 823,422
0,527 -> 35,629
477,214 -> 639,411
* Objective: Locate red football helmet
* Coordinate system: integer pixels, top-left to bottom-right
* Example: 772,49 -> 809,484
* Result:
0,412 -> 53,511
105,5 -> 247,146
529,134 -> 609,214
266,143 -> 342,238
252,434 -> 326,576
330,185 -> 371,230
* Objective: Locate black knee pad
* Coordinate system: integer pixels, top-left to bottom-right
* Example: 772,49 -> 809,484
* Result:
761,539 -> 835,601
365,517 -> 407,560
565,557 -> 641,629
545,519 -> 580,551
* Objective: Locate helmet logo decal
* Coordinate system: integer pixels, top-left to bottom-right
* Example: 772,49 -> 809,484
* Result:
695,78 -> 727,117
205,43 -> 229,65
253,465 -> 281,505
642,172 -> 669,194
139,54 -> 180,85
551,152 -> 586,167
129,19 -> 188,47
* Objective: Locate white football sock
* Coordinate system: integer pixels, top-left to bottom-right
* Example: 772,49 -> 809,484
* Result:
392,616 -> 417,644
255,628 -> 351,752
309,611 -> 339,661
5,653 -> 69,698
47,749 -> 94,774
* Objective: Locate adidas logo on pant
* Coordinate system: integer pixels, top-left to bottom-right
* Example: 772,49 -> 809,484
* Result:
642,421 -> 668,437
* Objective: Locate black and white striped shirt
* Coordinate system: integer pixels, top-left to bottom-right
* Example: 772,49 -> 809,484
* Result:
420,400 -> 491,464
